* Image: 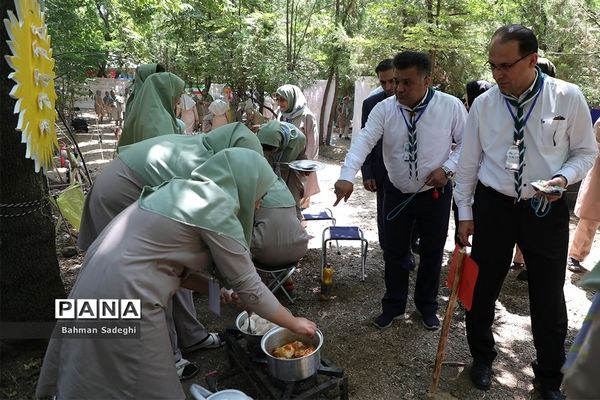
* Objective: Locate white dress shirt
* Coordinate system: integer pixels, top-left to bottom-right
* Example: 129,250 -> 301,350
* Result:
340,91 -> 467,193
454,76 -> 598,221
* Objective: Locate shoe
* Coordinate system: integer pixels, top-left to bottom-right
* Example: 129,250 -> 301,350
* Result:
567,257 -> 586,273
516,269 -> 528,281
422,314 -> 440,331
372,312 -> 405,329
470,361 -> 492,390
532,378 -> 565,400
176,358 -> 200,381
182,332 -> 224,354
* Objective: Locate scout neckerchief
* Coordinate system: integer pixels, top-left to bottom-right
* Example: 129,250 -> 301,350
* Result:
399,87 -> 435,180
501,67 -> 545,201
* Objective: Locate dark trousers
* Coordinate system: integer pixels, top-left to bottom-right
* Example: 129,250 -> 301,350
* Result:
370,145 -> 388,251
381,181 -> 452,317
466,183 -> 568,390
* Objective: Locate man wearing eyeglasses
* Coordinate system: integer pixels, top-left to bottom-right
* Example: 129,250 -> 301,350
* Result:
454,24 -> 598,399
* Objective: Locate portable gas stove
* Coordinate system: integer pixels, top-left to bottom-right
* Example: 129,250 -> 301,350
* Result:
204,327 -> 349,400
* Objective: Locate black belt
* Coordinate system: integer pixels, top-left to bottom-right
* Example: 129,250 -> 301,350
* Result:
476,181 -> 531,206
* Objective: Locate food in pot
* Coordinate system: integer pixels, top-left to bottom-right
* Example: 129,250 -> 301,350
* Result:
272,340 -> 315,359
240,313 -> 276,335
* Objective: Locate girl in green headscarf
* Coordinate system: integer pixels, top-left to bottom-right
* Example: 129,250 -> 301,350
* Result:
118,72 -> 185,148
36,148 -> 318,400
79,122 -> 262,250
257,120 -> 307,209
124,63 -> 165,114
275,84 -> 321,208
251,178 -> 309,268
77,123 -> 264,377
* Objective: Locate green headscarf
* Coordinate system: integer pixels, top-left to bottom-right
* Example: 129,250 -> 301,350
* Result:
118,123 -> 263,186
124,63 -> 159,112
261,178 -> 296,208
276,84 -> 307,120
203,122 -> 263,154
257,121 -> 306,163
139,148 -> 277,249
118,72 -> 185,148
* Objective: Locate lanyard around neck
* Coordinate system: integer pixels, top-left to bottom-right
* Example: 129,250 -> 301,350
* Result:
503,86 -> 543,130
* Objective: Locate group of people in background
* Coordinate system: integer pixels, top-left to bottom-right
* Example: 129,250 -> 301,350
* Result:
94,89 -> 124,126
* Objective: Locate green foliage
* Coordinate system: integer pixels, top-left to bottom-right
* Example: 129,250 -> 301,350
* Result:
44,0 -> 600,105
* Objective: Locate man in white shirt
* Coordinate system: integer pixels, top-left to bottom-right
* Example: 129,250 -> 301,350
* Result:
334,51 -> 466,331
454,24 -> 598,399
360,58 -> 395,252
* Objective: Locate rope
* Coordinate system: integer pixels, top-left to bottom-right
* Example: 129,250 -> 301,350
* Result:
0,198 -> 49,217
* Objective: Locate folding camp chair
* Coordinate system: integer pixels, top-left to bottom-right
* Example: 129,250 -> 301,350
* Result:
254,261 -> 297,304
321,226 -> 368,282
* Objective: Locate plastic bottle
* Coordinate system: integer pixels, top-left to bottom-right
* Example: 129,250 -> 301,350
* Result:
320,264 -> 333,300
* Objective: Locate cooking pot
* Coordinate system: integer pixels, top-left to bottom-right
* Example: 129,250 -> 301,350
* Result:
261,327 -> 323,381
235,310 -> 277,346
189,384 -> 252,400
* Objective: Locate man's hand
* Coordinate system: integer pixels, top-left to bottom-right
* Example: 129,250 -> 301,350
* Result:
333,180 -> 354,206
425,167 -> 449,188
458,220 -> 475,247
363,179 -> 377,192
539,176 -> 568,203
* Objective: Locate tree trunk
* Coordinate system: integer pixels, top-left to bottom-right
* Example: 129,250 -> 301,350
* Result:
319,71 -> 334,145
327,70 -> 340,143
1,0 -> 65,325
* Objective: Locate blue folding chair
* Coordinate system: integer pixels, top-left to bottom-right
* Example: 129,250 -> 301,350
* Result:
301,207 -> 336,226
321,226 -> 368,282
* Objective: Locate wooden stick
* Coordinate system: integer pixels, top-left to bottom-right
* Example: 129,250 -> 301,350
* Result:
428,248 -> 466,399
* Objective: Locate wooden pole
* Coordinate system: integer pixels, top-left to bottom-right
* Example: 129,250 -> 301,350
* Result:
428,248 -> 466,399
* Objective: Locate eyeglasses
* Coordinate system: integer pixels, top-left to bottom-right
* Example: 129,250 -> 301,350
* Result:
487,53 -> 533,72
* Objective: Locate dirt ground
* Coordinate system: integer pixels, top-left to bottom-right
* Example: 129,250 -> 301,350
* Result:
1,113 -> 599,399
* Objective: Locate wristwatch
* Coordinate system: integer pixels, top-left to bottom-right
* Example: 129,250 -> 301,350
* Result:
441,165 -> 454,180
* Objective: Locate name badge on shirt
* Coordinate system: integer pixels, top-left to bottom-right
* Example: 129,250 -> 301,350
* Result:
208,277 -> 221,316
403,143 -> 411,161
505,144 -> 520,171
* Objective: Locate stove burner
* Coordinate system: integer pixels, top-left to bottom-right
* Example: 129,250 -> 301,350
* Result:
204,328 -> 348,399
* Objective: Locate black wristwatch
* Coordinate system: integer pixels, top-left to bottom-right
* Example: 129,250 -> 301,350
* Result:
441,165 -> 454,180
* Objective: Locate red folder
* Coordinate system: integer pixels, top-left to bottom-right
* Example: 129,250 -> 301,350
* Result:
446,245 -> 479,311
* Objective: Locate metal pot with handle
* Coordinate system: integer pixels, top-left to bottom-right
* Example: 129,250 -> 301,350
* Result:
261,327 -> 323,381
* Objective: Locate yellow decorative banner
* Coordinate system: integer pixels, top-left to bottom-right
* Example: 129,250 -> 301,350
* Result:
4,0 -> 58,172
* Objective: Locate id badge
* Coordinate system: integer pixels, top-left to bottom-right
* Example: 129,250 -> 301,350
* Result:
403,143 -> 411,162
207,278 -> 221,316
505,145 -> 520,171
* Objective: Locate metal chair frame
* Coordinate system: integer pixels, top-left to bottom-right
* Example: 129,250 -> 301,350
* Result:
321,226 -> 368,282
254,263 -> 297,304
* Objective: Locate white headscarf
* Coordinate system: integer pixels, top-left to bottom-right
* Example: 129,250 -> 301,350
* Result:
208,99 -> 229,116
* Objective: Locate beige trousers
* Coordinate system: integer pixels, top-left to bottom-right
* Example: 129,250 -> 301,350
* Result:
569,218 -> 600,262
